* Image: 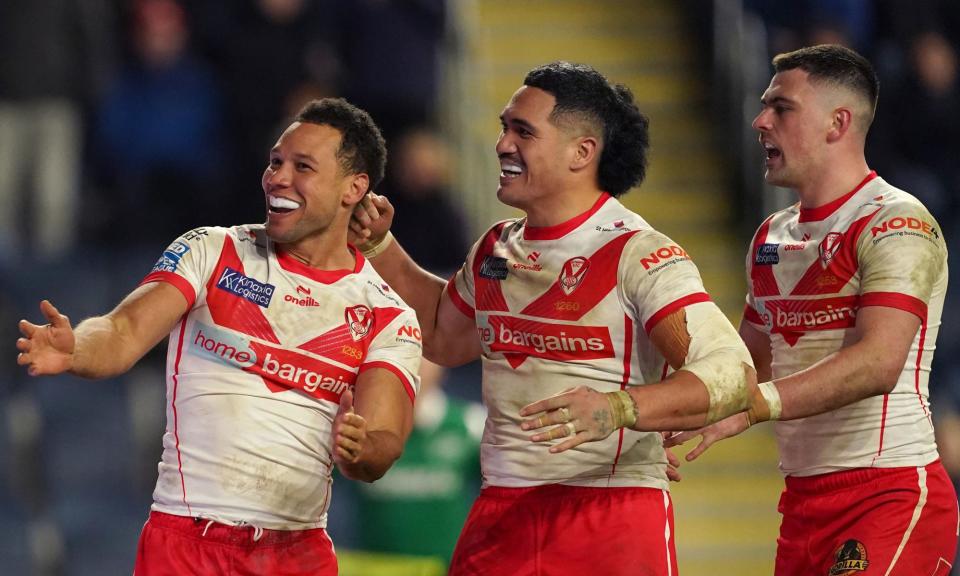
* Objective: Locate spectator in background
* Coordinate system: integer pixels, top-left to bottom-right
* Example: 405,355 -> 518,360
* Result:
354,359 -> 483,566
385,127 -> 469,274
0,0 -> 114,262
91,0 -> 224,249
337,0 -> 447,142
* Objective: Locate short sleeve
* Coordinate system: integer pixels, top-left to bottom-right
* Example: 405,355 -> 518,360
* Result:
361,308 -> 423,403
619,231 -> 712,334
140,226 -> 226,308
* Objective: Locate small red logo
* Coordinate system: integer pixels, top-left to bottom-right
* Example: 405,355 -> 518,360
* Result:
345,305 -> 373,341
296,285 -> 311,296
819,232 -> 843,267
559,257 -> 590,295
527,251 -> 541,262
614,220 -> 625,228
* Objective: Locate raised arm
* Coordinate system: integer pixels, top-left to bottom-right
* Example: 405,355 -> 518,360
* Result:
17,282 -> 190,379
332,367 -> 415,482
351,193 -> 481,366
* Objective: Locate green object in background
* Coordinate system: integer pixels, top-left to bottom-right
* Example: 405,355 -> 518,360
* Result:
338,550 -> 446,576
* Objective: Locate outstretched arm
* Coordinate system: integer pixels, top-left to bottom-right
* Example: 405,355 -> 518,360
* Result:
17,282 -> 190,379
351,193 -> 481,366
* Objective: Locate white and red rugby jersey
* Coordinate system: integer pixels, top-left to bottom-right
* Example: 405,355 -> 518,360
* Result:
141,224 -> 421,529
744,172 -> 947,476
448,193 -> 716,489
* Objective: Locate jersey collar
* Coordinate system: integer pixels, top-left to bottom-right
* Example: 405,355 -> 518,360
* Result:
276,245 -> 362,283
522,193 -> 612,240
798,171 -> 877,223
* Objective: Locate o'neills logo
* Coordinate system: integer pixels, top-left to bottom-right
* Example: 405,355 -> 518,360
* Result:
477,315 -> 613,365
761,296 -> 859,333
345,305 -> 373,341
191,324 -> 355,401
559,257 -> 590,295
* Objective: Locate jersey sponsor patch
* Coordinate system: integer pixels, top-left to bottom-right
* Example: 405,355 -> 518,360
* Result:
216,267 -> 276,307
870,215 -> 940,245
828,539 -> 869,575
479,256 -> 509,280
754,243 -> 780,265
151,241 -> 191,273
477,314 -> 614,366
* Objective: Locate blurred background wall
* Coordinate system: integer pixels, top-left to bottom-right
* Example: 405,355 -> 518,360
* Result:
2,0 -> 959,574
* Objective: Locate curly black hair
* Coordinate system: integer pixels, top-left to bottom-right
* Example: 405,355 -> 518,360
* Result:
524,62 -> 650,197
295,98 -> 387,192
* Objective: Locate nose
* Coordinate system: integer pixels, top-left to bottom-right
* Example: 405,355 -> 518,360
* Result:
752,108 -> 771,132
263,161 -> 291,190
495,130 -> 515,156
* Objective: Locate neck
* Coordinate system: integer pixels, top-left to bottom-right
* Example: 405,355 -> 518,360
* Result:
278,230 -> 354,270
795,155 -> 870,209
523,186 -> 606,227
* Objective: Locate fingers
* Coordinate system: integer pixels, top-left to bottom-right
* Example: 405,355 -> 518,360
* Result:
520,405 -> 570,431
40,300 -> 69,328
338,388 -> 355,415
334,410 -> 366,463
548,430 -> 589,453
530,420 -> 577,443
18,319 -> 40,338
665,446 -> 682,470
519,396 -> 564,418
662,430 -> 698,449
684,437 -> 716,462
666,465 -> 682,483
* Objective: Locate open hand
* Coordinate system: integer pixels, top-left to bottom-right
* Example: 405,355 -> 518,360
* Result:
519,386 -> 617,454
663,412 -> 750,462
16,300 -> 76,376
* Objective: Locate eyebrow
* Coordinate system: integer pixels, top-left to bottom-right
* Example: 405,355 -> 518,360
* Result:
760,95 -> 794,107
500,114 -> 537,133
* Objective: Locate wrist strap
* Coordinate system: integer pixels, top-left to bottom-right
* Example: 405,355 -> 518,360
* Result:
605,390 -> 638,429
360,231 -> 394,259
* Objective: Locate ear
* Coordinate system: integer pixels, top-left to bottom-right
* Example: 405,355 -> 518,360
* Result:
570,135 -> 600,171
826,107 -> 853,143
342,173 -> 370,206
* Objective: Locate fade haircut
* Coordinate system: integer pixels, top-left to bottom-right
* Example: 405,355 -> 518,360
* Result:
295,98 -> 387,192
524,61 -> 650,197
772,44 -> 879,130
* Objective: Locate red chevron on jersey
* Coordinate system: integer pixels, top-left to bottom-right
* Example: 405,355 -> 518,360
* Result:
474,223 -> 510,313
520,231 -> 640,321
790,208 -> 881,296
205,237 -> 280,344
298,306 -> 406,367
482,315 -> 614,368
750,216 -> 782,297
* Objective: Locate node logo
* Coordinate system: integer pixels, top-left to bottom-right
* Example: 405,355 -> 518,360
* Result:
559,256 -> 590,295
819,232 -> 843,267
345,305 -> 373,341
828,540 -> 869,575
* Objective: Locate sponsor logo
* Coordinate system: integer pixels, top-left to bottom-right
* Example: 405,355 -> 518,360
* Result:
216,267 -> 275,307
190,323 -> 355,400
476,315 -> 614,364
479,255 -> 509,280
285,285 -> 320,307
642,245 -> 692,271
828,540 -> 869,575
754,243 -> 780,265
819,232 -> 843,267
512,261 -> 542,271
183,228 -> 208,242
760,296 -> 859,332
559,257 -> 590,295
595,219 -> 631,233
527,251 -> 541,262
345,305 -> 373,341
151,241 -> 190,273
870,216 -> 938,239
396,324 -> 423,347
784,242 -> 805,251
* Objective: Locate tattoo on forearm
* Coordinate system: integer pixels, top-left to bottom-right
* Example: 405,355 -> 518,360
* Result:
592,409 -> 612,437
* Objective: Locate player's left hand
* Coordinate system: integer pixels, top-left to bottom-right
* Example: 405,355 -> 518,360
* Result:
663,432 -> 682,482
519,386 -> 616,453
332,389 -> 369,466
663,411 -> 750,462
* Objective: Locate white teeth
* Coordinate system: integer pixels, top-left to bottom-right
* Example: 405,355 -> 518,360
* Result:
268,196 -> 301,210
500,161 -> 523,175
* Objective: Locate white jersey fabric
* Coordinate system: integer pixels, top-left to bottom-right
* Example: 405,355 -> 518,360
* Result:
141,224 -> 421,529
448,193 -> 718,490
743,172 -> 947,476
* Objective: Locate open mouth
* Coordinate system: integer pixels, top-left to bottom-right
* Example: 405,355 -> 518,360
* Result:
268,195 -> 301,214
500,159 -> 524,180
763,142 -> 782,161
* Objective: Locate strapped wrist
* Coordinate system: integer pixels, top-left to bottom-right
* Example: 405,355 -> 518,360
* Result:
746,381 -> 782,425
360,231 -> 394,259
605,389 -> 638,429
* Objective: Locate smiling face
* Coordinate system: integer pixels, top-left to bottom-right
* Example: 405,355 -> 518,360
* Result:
495,86 -> 581,212
752,68 -> 834,189
262,122 -> 364,246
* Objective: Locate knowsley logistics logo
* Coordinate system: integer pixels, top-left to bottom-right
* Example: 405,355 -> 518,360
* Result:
189,322 -> 355,401
477,315 -> 614,365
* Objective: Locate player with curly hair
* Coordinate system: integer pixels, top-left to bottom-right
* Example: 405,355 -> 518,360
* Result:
351,61 -> 756,576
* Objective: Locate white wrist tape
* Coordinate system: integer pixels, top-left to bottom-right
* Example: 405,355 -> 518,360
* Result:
360,231 -> 394,259
758,381 -> 782,421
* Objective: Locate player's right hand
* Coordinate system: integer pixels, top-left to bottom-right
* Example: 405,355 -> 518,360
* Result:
16,300 -> 76,376
349,193 -> 395,247
663,411 -> 750,462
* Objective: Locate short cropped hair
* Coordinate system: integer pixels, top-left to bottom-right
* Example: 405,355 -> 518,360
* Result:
295,98 -> 387,191
772,44 -> 879,128
524,62 -> 650,197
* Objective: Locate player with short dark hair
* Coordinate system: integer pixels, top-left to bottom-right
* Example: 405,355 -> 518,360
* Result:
17,98 -> 420,575
668,44 -> 959,575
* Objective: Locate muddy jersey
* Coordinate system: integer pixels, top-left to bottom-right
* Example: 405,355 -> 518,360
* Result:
743,172 -> 947,476
448,194 -> 716,490
141,225 -> 421,529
